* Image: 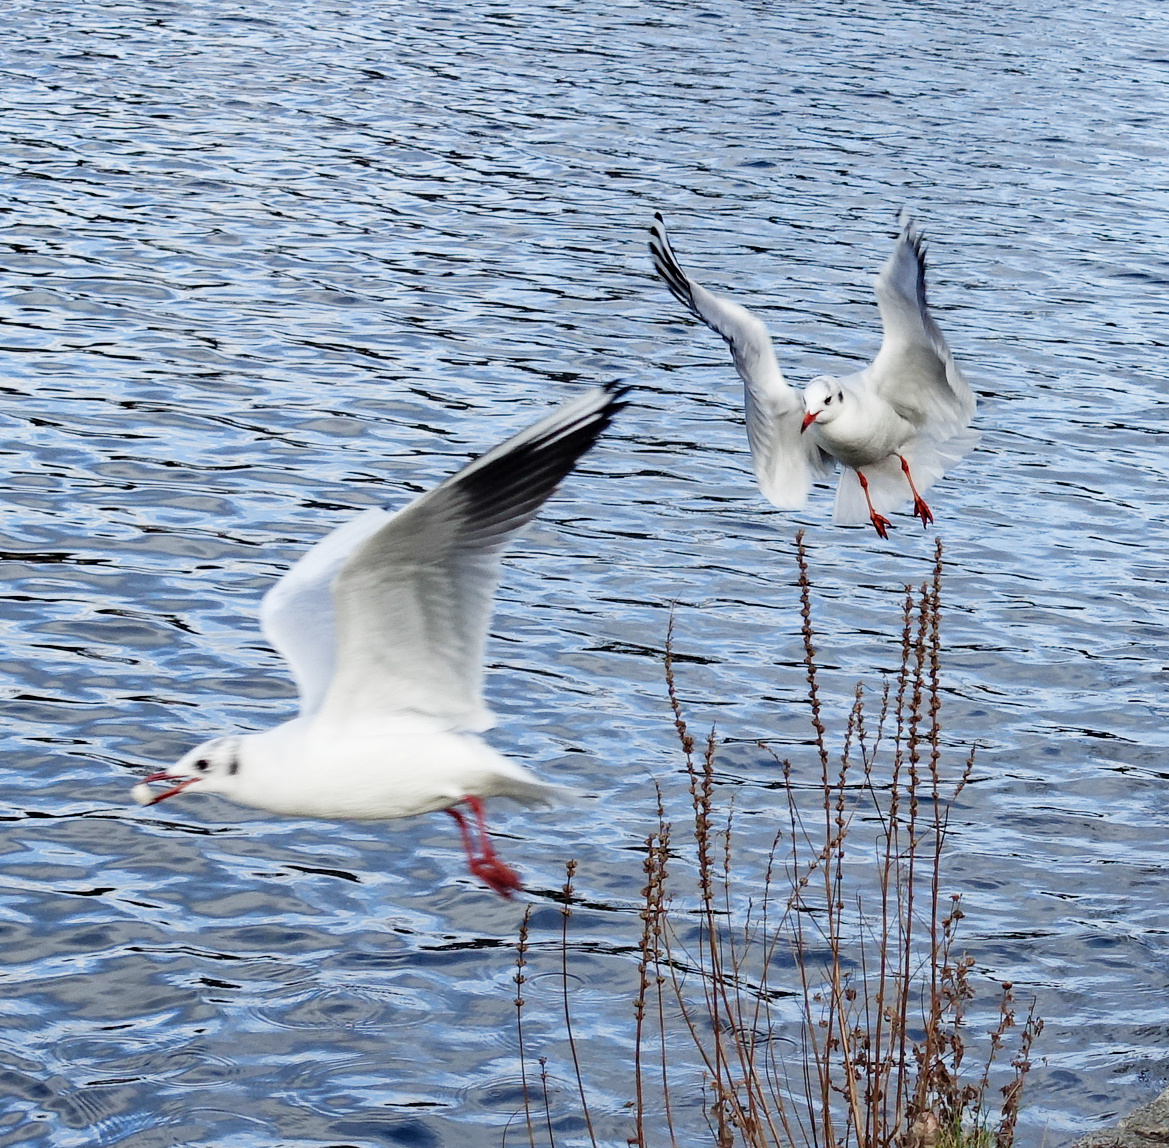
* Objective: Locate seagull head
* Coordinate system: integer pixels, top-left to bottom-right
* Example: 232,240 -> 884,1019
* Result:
801,377 -> 846,433
132,736 -> 243,806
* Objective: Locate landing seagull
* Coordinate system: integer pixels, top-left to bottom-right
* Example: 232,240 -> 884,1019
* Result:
649,212 -> 978,537
131,383 -> 628,898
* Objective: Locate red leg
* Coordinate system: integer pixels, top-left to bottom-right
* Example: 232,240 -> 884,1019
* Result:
445,796 -> 523,899
856,470 -> 893,539
897,455 -> 933,529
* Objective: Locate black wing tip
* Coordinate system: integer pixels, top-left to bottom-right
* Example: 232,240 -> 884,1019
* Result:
583,380 -> 632,444
647,211 -> 673,255
451,385 -> 627,530
896,206 -> 928,263
518,382 -> 629,458
647,217 -> 699,315
601,378 -> 634,409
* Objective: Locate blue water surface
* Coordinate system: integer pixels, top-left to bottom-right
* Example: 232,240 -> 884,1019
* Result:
2,0 -> 1168,1144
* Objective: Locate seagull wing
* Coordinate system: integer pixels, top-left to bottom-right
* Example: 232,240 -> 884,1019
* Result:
649,214 -> 827,509
867,211 -> 976,442
260,504 -> 396,720
309,382 -> 627,731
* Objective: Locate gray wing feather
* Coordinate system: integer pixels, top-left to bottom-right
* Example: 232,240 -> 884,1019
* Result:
868,211 -> 976,441
649,214 -> 826,509
317,383 -> 627,730
260,506 -> 392,720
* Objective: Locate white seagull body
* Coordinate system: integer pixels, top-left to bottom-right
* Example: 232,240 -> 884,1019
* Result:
132,382 -> 628,897
649,212 -> 978,537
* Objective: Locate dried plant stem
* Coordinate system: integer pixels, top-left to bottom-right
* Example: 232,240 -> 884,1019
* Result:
514,906 -> 535,1148
538,1056 -> 554,1147
560,860 -> 596,1148
510,536 -> 1040,1148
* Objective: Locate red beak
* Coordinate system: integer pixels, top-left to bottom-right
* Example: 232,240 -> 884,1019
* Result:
140,771 -> 201,804
800,411 -> 818,433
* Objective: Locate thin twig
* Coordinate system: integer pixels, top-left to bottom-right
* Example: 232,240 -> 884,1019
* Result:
515,907 -> 536,1148
560,860 -> 596,1148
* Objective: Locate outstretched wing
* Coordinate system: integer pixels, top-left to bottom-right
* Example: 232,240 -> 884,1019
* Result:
649,213 -> 827,509
260,504 -> 395,720
867,211 -> 976,443
311,382 -> 628,731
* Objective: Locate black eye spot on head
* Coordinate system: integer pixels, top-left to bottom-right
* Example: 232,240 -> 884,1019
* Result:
194,758 -> 210,773
825,395 -> 833,405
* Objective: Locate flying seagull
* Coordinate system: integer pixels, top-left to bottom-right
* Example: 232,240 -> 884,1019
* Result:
649,211 -> 977,537
132,382 -> 628,898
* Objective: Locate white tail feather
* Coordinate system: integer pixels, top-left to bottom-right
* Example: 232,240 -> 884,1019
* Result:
831,428 -> 980,525
496,776 -> 580,808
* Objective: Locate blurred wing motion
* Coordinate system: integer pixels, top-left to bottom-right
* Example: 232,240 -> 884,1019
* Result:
261,382 -> 629,729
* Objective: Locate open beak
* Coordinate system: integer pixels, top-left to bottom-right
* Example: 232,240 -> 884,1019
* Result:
800,410 -> 818,434
136,771 -> 201,805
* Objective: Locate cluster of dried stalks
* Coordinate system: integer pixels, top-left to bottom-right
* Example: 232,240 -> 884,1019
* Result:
511,533 -> 1041,1148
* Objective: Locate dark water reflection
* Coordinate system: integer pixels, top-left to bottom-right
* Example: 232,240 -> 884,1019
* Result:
2,0 -> 1168,1144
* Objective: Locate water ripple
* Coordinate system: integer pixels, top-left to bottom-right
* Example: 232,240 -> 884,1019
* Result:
2,0 -> 1168,1144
